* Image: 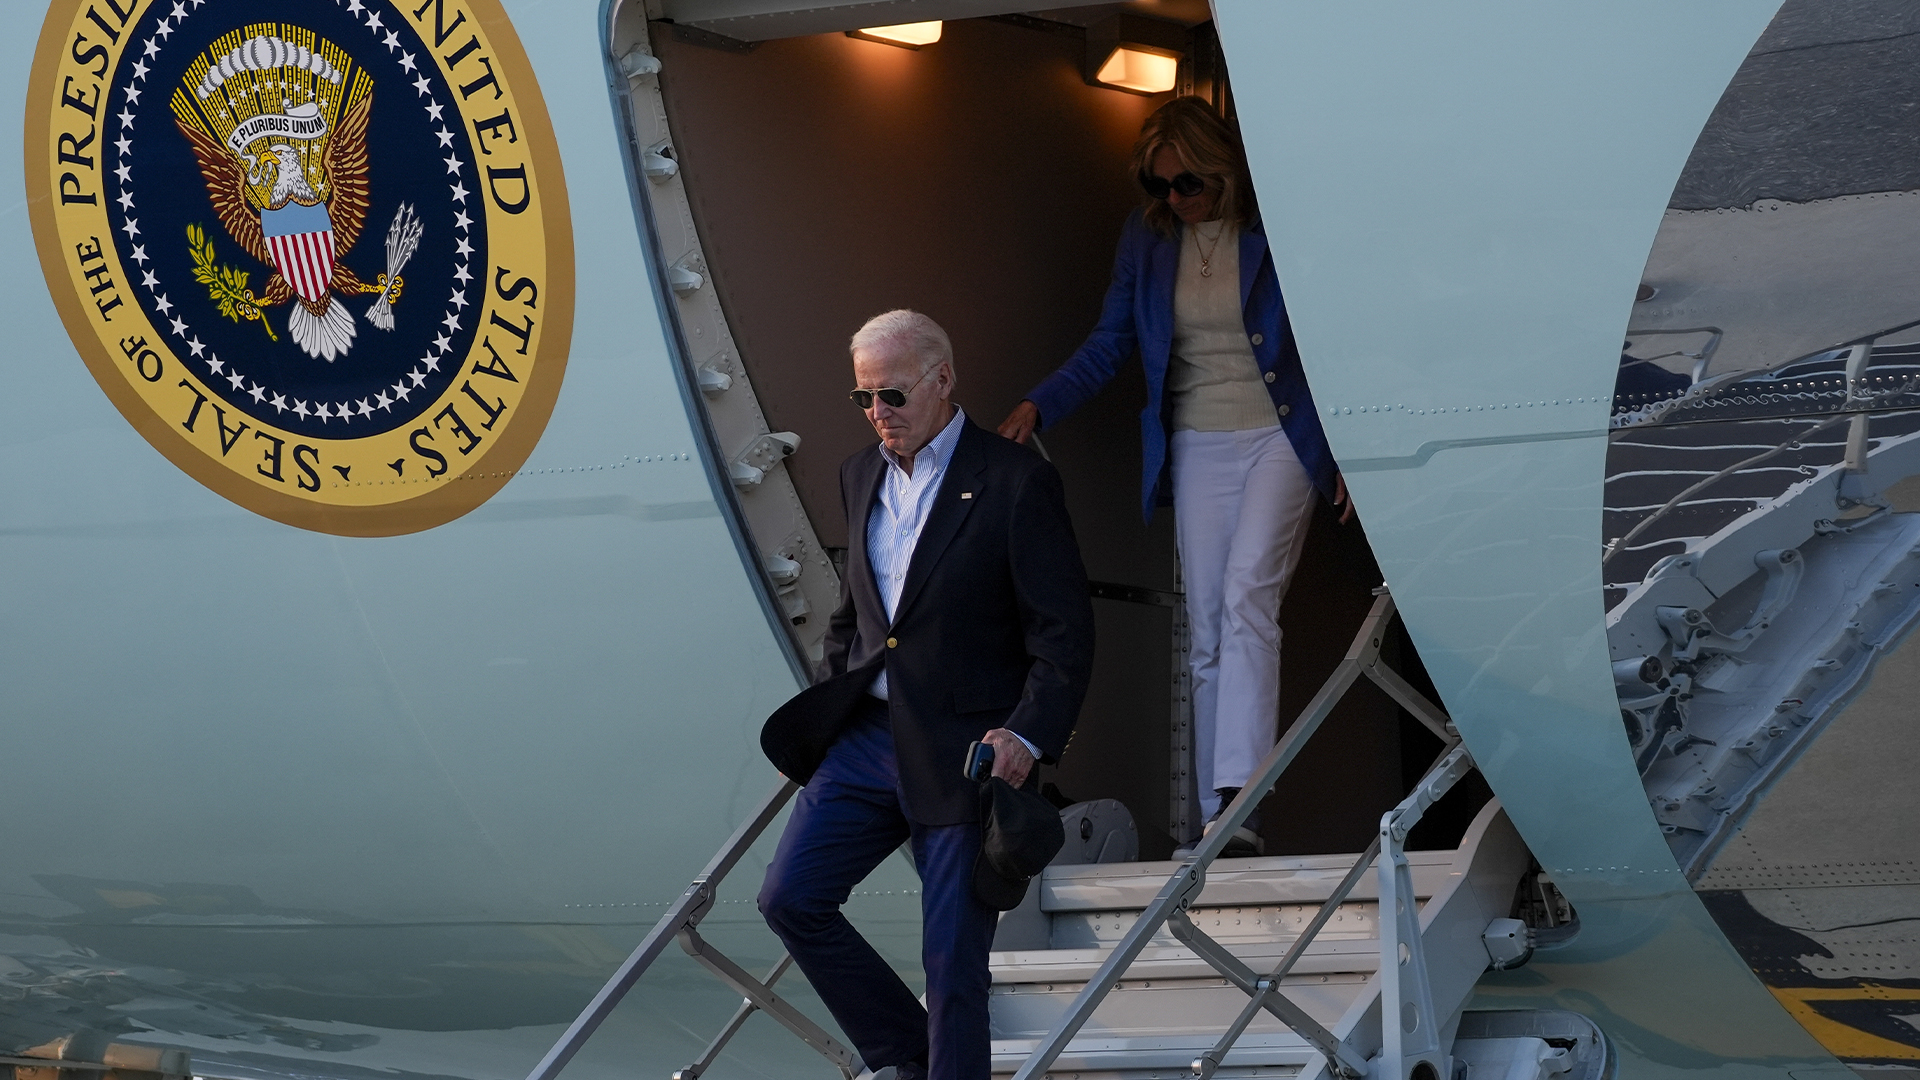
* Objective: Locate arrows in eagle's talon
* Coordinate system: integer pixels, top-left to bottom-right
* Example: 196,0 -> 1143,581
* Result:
366,204 -> 422,332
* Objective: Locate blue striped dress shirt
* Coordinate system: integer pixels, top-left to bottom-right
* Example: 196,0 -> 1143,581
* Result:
867,407 -> 967,700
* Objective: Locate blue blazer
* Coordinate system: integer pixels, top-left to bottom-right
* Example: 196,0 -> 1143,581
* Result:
1025,211 -> 1338,521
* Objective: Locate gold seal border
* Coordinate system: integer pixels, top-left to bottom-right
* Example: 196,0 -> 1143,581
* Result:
25,0 -> 575,537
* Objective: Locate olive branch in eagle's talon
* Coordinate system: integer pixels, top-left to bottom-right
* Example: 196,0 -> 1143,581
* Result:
186,223 -> 278,342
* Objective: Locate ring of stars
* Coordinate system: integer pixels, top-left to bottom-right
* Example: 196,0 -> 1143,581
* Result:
113,0 -> 478,431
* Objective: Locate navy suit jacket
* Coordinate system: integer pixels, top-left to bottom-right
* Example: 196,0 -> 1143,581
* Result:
760,418 -> 1095,825
1024,210 -> 1338,520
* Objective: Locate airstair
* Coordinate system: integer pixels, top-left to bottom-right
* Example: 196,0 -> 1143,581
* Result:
524,593 -> 1608,1080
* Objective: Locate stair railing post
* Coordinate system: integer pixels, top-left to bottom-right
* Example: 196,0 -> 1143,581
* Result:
1376,816 -> 1444,1080
1189,830 -> 1385,1078
1371,745 -> 1473,1080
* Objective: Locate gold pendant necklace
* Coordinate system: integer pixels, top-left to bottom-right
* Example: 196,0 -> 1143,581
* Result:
1193,222 -> 1225,278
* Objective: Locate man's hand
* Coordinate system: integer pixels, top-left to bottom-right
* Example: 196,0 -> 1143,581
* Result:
982,728 -> 1035,787
997,401 -> 1040,445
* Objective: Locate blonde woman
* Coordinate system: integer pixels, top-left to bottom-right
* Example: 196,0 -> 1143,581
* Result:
999,96 -> 1347,857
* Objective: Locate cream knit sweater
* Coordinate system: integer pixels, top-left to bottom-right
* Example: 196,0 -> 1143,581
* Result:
1167,220 -> 1279,432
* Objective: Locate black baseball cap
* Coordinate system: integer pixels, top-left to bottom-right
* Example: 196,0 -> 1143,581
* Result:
973,777 -> 1066,910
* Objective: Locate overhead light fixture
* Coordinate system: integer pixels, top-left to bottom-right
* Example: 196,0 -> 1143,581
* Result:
847,21 -> 943,49
1086,15 -> 1185,95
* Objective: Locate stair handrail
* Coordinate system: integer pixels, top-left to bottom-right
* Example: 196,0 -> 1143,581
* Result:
523,777 -> 864,1080
1010,589 -> 1466,1080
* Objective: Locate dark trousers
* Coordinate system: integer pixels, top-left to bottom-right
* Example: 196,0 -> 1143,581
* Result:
758,701 -> 998,1080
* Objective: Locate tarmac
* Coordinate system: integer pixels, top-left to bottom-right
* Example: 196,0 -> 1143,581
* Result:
1627,0 -> 1920,380
1672,0 -> 1920,210
1630,192 -> 1920,379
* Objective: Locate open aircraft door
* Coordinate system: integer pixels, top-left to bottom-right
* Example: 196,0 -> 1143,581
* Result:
1212,2 -> 1893,1077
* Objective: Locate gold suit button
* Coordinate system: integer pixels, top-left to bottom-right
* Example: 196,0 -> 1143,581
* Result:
887,637 -> 898,648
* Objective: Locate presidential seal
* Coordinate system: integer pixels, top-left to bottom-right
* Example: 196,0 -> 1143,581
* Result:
28,0 -> 573,535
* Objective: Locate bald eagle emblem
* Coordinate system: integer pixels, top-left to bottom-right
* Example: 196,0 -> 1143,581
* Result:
171,31 -> 418,361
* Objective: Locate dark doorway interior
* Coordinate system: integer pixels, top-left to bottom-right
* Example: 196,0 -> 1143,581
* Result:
651,14 -> 1470,857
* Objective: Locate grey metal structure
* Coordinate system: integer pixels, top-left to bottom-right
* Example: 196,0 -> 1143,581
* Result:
1607,320 -> 1920,876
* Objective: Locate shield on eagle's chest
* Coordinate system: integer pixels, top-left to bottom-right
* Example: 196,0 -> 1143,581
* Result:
261,200 -> 337,305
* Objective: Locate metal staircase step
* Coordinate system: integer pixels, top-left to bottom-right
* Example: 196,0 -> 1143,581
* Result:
993,972 -> 1370,1037
992,1030 -> 1317,1078
993,849 -> 1448,986
1038,851 -> 1456,913
988,851 -> 1450,1075
1048,897 -> 1388,951
991,934 -> 1387,985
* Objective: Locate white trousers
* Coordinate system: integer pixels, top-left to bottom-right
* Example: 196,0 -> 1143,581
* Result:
1172,425 -> 1317,820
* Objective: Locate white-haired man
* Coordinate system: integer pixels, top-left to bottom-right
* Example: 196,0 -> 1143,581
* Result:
758,310 -> 1095,1080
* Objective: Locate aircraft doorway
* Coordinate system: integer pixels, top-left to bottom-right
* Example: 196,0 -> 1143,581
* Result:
615,6 -> 1477,859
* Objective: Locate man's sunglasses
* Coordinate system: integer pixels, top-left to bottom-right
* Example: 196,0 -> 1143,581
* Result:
849,365 -> 937,410
1139,171 -> 1206,200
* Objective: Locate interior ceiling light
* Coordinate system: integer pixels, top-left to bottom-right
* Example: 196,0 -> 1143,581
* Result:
847,22 -> 943,48
1093,45 -> 1180,94
1085,14 -> 1186,95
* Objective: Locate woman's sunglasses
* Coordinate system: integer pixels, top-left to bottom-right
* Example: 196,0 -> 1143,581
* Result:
849,365 -> 937,410
1139,171 -> 1206,201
